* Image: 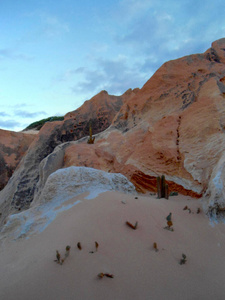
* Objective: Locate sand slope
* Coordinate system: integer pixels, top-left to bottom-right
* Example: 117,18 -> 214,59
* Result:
1,191 -> 225,300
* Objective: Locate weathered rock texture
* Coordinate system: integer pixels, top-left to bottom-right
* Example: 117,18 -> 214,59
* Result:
64,88 -> 139,141
64,39 -> 225,201
0,129 -> 36,190
1,39 -> 225,225
0,89 -> 136,226
1,166 -> 135,240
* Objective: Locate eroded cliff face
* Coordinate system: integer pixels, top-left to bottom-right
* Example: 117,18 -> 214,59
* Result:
63,39 -> 225,200
1,39 -> 225,225
0,129 -> 36,191
0,89 -> 136,226
63,89 -> 139,141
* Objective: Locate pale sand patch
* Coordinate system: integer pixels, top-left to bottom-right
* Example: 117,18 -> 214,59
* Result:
22,130 -> 39,134
0,191 -> 225,300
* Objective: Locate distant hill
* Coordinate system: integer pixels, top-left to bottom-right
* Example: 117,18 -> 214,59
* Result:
23,116 -> 64,131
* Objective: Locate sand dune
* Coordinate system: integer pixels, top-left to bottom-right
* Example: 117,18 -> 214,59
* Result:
1,191 -> 225,300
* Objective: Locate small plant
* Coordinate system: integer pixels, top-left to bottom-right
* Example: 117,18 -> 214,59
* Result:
87,120 -> 95,144
165,184 -> 169,200
166,212 -> 172,222
197,208 -> 201,214
65,245 -> 71,258
54,246 -> 71,265
126,221 -> 138,230
157,176 -> 161,199
157,175 -> 169,199
54,250 -> 64,265
55,250 -> 61,264
164,213 -> 174,231
77,242 -> 82,250
89,241 -> 99,253
95,241 -> 99,252
105,273 -> 114,278
166,220 -> 173,228
153,242 -> 159,252
98,273 -> 114,279
179,253 -> 187,265
98,272 -> 105,278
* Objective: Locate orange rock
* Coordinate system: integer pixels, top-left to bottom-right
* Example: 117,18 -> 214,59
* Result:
1,38 -> 225,223
0,129 -> 36,190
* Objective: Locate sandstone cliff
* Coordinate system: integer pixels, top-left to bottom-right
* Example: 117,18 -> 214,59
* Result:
0,129 -> 36,190
64,39 -> 225,200
64,88 -> 139,141
0,89 -> 137,226
1,39 -> 225,226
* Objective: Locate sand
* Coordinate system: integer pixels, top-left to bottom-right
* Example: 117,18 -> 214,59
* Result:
22,129 -> 39,134
1,191 -> 225,300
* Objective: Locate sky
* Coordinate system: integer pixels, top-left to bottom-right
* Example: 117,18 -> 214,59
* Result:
0,0 -> 225,131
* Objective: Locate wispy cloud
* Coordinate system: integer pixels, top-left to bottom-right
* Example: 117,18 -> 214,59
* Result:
14,110 -> 47,118
53,67 -> 86,83
70,0 -> 225,98
71,56 -> 148,95
0,111 -> 10,117
0,119 -> 21,130
0,48 -> 34,61
117,0 -> 225,62
0,106 -> 48,131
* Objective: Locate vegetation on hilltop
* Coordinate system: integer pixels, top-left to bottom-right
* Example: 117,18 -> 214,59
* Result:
23,116 -> 64,131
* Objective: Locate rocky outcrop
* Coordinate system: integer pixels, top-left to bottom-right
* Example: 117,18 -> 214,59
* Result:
205,152 -> 225,217
0,129 -> 36,191
63,39 -> 225,200
1,39 -> 225,224
0,167 -> 136,240
0,89 -> 136,226
64,89 -> 139,141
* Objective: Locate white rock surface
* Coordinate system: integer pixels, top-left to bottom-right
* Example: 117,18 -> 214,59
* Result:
0,167 -> 136,240
205,153 -> 225,216
32,166 -> 136,206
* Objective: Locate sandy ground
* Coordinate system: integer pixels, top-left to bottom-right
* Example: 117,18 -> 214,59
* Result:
21,129 -> 39,134
1,191 -> 225,300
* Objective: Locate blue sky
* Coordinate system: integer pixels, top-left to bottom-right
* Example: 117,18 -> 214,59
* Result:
0,0 -> 225,131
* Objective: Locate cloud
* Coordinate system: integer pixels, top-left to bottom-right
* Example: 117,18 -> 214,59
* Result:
14,110 -> 47,118
116,0 -> 225,64
70,0 -> 225,99
0,119 -> 21,130
0,111 -> 10,117
53,67 -> 86,83
0,48 -> 34,61
71,56 -> 149,96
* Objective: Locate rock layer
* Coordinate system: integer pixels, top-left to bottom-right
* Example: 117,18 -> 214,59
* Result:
0,129 -> 36,190
0,89 -> 136,226
1,39 -> 225,224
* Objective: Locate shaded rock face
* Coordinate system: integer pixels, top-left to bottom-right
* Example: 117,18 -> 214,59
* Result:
1,38 -> 225,224
0,89 -> 136,226
0,129 -> 36,191
64,89 -> 139,141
